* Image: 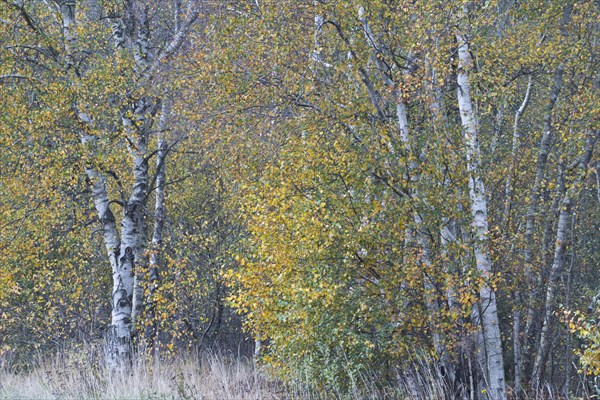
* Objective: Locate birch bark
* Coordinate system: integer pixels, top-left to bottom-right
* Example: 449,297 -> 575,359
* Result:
358,6 -> 441,352
504,75 -> 533,397
80,150 -> 133,372
57,0 -> 76,68
502,75 -> 532,227
58,0 -> 136,372
456,23 -> 506,399
58,0 -> 199,372
124,99 -> 152,335
81,106 -> 151,372
145,97 -> 170,352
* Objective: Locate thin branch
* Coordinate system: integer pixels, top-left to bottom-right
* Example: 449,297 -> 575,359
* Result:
0,74 -> 35,84
324,19 -> 386,120
139,0 -> 200,83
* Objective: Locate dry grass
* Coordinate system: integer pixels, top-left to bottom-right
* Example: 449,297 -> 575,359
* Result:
0,347 -> 439,399
0,349 -> 280,400
2,346 -> 592,399
3,346 -> 521,400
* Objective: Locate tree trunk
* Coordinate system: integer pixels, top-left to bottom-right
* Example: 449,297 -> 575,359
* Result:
82,159 -> 133,373
127,100 -> 152,335
62,0 -> 134,372
145,97 -> 170,353
358,5 -> 443,360
521,5 -> 573,377
502,75 -> 533,227
505,75 -> 533,398
456,22 -> 506,400
521,64 -> 564,370
58,0 -> 76,68
532,131 -> 597,388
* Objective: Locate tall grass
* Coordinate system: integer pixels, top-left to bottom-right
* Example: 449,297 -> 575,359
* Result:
3,346 -> 586,399
0,345 -> 447,399
0,347 -> 276,400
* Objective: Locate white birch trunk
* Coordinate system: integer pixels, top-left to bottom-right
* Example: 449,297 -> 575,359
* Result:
310,1 -> 330,69
81,135 -> 134,373
358,6 -> 442,356
133,4 -> 151,72
254,340 -> 263,358
502,75 -> 532,227
58,0 -> 76,68
103,4 -> 155,369
140,0 -> 199,82
456,28 -> 506,400
513,310 -> 522,396
504,75 -> 532,397
63,0 -> 134,371
126,100 -> 151,332
145,98 -> 170,350
89,111 -> 149,371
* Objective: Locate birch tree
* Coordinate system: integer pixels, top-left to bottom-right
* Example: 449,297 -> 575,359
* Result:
81,0 -> 198,371
0,0 -> 199,372
455,8 -> 506,399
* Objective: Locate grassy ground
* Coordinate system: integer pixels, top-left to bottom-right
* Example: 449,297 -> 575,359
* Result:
0,347 -> 446,399
0,350 -> 281,400
5,348 -> 582,399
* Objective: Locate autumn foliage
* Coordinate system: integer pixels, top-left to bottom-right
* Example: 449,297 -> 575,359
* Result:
0,0 -> 599,398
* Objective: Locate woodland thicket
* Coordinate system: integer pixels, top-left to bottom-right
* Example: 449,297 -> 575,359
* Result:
0,1 -> 599,399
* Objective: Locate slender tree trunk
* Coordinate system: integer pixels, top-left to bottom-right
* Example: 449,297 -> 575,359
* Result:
456,21 -> 506,399
58,0 -> 76,68
521,6 -> 573,378
358,6 -> 444,361
594,163 -> 600,204
127,100 -> 152,334
502,75 -> 533,227
311,0 -> 330,70
504,75 -> 533,398
145,98 -> 170,353
254,340 -> 263,358
521,64 -> 564,369
82,155 -> 133,373
61,0 -> 135,372
82,132 -> 139,373
532,132 -> 596,388
513,310 -> 522,397
563,214 -> 575,397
